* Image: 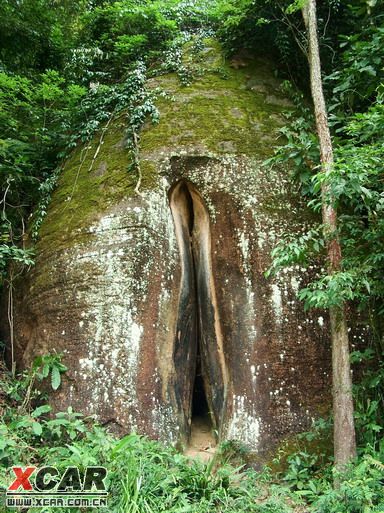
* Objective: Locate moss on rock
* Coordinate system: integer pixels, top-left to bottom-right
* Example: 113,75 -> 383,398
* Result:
37,38 -> 291,255
141,41 -> 290,159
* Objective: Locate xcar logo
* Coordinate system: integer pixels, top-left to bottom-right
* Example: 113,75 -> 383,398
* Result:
8,467 -> 36,491
6,466 -> 108,508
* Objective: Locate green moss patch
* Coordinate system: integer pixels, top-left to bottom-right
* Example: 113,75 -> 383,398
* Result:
38,121 -> 134,252
141,40 -> 290,158
38,38 -> 291,254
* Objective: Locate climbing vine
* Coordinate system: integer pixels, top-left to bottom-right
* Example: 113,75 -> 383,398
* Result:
0,0 -> 219,281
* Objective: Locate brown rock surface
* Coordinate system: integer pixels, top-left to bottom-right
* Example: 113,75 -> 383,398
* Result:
2,40 -> 331,459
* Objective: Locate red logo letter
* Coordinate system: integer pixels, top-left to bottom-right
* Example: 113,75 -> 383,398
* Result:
8,467 -> 37,491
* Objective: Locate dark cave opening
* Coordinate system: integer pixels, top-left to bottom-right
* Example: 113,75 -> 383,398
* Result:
188,184 -> 213,439
186,180 -> 212,429
192,342 -> 210,419
190,340 -> 214,451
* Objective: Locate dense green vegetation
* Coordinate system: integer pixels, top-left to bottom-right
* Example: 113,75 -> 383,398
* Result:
0,0 -> 214,277
0,0 -> 383,511
1,357 -> 384,512
229,0 -> 384,465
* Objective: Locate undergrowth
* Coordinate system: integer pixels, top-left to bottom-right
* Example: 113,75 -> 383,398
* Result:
0,357 -> 383,513
0,357 -> 300,513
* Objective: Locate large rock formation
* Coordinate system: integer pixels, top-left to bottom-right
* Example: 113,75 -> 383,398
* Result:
7,40 -> 331,458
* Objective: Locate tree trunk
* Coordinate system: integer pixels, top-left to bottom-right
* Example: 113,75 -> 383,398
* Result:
302,0 -> 357,471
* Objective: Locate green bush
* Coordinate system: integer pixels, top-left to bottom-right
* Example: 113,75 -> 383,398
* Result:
0,357 -> 301,513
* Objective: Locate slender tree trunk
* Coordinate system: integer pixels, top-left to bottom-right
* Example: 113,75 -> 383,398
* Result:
302,0 -> 356,471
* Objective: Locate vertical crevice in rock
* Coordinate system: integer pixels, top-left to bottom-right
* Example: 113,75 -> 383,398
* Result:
169,179 -> 228,442
168,181 -> 198,440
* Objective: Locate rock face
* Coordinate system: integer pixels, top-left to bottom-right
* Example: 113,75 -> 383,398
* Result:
7,41 -> 331,458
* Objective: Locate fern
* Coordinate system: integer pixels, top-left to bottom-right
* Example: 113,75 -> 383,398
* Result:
365,455 -> 384,472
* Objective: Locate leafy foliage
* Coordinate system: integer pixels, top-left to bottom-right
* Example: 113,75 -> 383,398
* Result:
0,0 -> 222,281
1,356 -> 382,511
217,0 -> 384,500
0,358 -> 301,513
312,457 -> 384,513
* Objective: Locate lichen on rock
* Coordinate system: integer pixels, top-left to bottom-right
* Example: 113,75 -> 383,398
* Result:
9,39 -> 331,459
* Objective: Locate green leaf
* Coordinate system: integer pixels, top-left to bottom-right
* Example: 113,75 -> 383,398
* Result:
285,0 -> 308,15
32,422 -> 42,436
32,404 -> 51,418
42,363 -> 50,378
51,366 -> 61,390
